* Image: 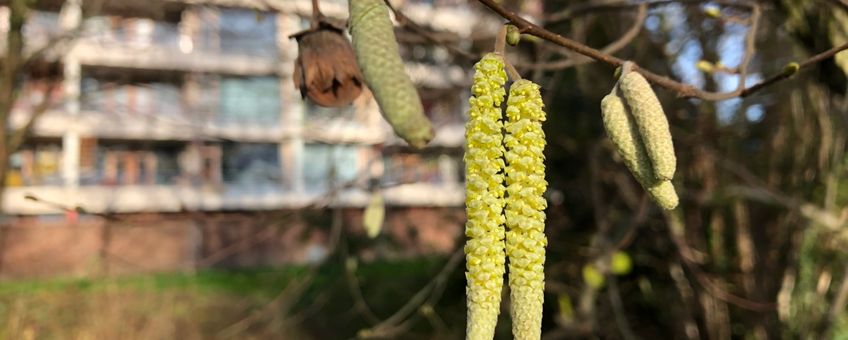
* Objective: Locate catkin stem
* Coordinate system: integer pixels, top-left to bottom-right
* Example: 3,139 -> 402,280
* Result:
621,61 -> 635,76
495,25 -> 507,56
496,24 -> 521,81
505,61 -> 521,82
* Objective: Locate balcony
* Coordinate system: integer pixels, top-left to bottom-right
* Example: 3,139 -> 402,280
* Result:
72,8 -> 281,75
64,70 -> 289,142
4,182 -> 464,214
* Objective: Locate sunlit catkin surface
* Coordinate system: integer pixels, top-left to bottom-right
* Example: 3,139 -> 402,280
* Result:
601,91 -> 678,210
617,72 -> 676,181
503,79 -> 547,340
463,53 -> 507,340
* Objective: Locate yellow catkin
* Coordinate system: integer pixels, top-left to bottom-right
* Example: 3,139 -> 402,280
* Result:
464,53 -> 508,340
617,71 -> 676,181
348,0 -> 434,148
504,79 -> 548,340
601,91 -> 678,210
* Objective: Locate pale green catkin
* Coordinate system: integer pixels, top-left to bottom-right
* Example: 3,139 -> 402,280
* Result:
617,71 -> 676,181
349,0 -> 434,149
601,92 -> 678,210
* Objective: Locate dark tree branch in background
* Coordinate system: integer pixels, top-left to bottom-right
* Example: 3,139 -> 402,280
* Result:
361,249 -> 464,339
2,0 -> 104,168
740,42 -> 848,97
826,0 -> 848,12
382,0 -> 477,61
733,2 -> 760,94
516,3 -> 648,71
0,0 -> 28,147
476,0 -> 848,100
546,0 -> 756,24
8,82 -> 59,152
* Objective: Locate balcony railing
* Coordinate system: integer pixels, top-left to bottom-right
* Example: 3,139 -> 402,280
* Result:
4,182 -> 464,214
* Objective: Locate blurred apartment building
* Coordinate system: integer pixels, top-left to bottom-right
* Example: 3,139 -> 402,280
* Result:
3,0 -> 489,216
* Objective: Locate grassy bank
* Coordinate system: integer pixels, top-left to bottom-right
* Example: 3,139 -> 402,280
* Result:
0,256 -> 466,339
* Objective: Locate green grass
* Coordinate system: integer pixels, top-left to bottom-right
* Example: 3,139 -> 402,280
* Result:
0,255 -> 466,340
0,266 -> 305,296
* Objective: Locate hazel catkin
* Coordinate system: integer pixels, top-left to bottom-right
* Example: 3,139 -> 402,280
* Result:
617,71 -> 676,181
504,79 -> 548,340
348,0 -> 434,149
601,92 -> 678,210
464,53 -> 508,340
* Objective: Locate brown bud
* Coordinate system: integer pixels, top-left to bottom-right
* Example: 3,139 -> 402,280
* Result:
291,25 -> 364,108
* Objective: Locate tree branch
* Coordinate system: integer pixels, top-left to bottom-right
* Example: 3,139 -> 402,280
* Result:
733,2 -> 760,93
740,42 -> 848,97
382,0 -> 477,61
475,0 -> 848,100
8,81 -> 59,152
21,26 -> 87,69
516,3 -> 647,71
546,0 -> 754,24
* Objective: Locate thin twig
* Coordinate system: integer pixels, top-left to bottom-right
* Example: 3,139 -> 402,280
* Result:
740,42 -> 848,97
9,81 -> 59,153
218,180 -> 350,337
311,0 -> 323,28
608,276 -> 638,340
733,3 -> 760,92
361,249 -> 464,338
547,0 -> 755,24
344,244 -> 383,325
518,3 -> 647,71
475,0 -> 848,100
663,210 -> 777,311
824,264 -> 848,337
383,0 -> 476,61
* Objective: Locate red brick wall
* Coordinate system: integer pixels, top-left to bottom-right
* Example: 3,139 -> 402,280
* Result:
0,208 -> 465,280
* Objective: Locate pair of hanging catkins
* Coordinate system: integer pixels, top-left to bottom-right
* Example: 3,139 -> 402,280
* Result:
601,62 -> 678,210
464,53 -> 548,340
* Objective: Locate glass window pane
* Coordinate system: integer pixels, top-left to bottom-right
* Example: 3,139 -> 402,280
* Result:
219,76 -> 280,124
218,9 -> 277,57
303,144 -> 359,192
222,142 -> 280,186
382,152 -> 462,185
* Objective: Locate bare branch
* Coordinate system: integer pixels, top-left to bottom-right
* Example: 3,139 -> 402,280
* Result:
21,27 -> 86,69
361,249 -> 463,339
475,0 -> 848,100
733,2 -> 761,92
8,82 -> 59,152
740,42 -> 848,97
516,3 -> 647,71
382,0 -> 477,61
664,210 -> 777,311
547,0 -> 754,24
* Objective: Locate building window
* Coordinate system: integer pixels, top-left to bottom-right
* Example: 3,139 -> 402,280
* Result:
176,143 -> 222,186
382,151 -> 462,186
80,68 -> 185,119
222,142 -> 280,187
80,140 -> 182,186
303,143 -> 361,192
218,8 -> 277,57
6,140 -> 63,187
218,76 -> 280,125
84,15 -> 180,49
